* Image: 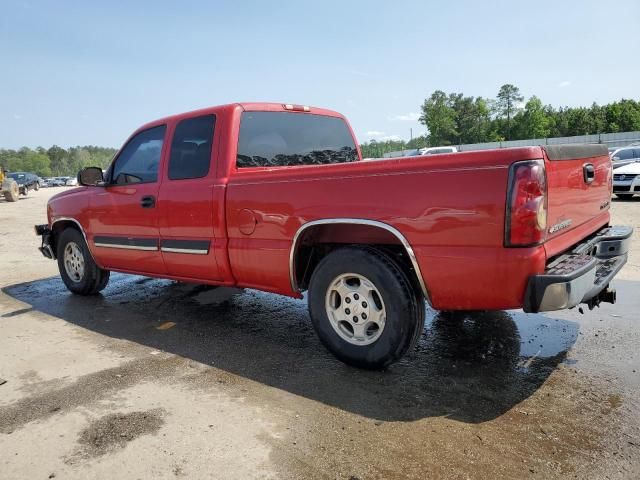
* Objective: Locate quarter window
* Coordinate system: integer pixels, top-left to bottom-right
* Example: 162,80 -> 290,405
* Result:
237,112 -> 358,168
112,125 -> 166,185
168,115 -> 216,180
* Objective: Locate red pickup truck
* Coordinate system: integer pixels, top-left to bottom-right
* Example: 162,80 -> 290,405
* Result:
36,102 -> 632,369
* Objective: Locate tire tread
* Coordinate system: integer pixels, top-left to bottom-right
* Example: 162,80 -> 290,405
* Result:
308,245 -> 425,369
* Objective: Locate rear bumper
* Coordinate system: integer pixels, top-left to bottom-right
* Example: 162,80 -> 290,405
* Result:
523,225 -> 632,313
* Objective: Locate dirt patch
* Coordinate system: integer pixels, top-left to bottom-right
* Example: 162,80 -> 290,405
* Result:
0,356 -> 184,434
71,409 -> 165,459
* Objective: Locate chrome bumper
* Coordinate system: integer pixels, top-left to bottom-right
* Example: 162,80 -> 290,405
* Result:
523,225 -> 633,313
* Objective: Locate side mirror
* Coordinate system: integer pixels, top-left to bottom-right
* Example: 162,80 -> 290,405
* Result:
78,167 -> 105,186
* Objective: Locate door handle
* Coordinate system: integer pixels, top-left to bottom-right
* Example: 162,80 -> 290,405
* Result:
583,164 -> 595,184
140,195 -> 156,208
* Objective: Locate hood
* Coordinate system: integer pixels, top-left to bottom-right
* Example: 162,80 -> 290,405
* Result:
49,186 -> 86,202
613,161 -> 640,175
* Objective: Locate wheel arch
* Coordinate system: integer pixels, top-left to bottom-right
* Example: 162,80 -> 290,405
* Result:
51,217 -> 99,264
289,218 -> 430,304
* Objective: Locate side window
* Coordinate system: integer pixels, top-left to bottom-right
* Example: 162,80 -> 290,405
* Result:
168,115 -> 216,180
634,148 -> 640,159
236,112 -> 358,168
111,125 -> 166,185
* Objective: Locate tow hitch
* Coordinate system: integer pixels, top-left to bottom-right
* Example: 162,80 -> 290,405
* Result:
586,287 -> 617,310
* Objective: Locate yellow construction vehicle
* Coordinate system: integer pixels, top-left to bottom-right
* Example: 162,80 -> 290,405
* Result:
1,166 -> 20,202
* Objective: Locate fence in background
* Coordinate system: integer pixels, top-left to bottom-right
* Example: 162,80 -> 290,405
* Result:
382,131 -> 640,158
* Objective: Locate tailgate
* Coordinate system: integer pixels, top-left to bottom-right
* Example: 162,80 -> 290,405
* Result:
544,144 -> 611,243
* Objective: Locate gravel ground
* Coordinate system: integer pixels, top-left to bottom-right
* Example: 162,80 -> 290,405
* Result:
0,187 -> 639,479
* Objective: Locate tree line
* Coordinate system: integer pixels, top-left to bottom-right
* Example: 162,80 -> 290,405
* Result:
360,86 -> 640,157
5,87 -> 640,172
0,146 -> 117,177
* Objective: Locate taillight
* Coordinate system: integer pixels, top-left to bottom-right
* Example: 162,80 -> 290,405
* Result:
505,160 -> 547,247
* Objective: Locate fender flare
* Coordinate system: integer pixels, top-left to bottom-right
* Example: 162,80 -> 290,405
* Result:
51,217 -> 101,266
289,218 -> 430,303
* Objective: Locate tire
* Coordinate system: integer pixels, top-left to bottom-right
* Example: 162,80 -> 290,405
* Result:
3,181 -> 19,202
56,228 -> 110,295
616,194 -> 634,200
21,186 -> 28,196
308,246 -> 425,370
34,182 -> 40,191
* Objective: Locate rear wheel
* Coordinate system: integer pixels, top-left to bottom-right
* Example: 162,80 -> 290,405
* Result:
56,228 -> 110,295
3,181 -> 19,202
34,182 -> 40,191
308,246 -> 425,370
616,194 -> 634,200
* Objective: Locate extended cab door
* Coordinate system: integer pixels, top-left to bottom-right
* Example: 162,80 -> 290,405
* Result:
87,125 -> 167,274
157,114 -> 223,281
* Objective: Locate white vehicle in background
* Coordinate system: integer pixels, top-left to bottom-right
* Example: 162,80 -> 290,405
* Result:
613,162 -> 640,199
418,146 -> 458,155
49,177 -> 67,187
65,176 -> 78,186
610,146 -> 640,170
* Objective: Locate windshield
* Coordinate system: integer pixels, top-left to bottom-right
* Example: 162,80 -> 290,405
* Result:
614,149 -> 634,161
8,173 -> 26,180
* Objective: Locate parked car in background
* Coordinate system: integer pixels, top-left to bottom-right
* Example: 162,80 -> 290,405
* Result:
49,177 -> 67,187
65,176 -> 78,186
613,162 -> 640,199
610,146 -> 640,169
7,172 -> 40,195
418,146 -> 458,155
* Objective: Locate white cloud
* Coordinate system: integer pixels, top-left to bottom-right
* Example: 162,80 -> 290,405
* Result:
366,130 -> 385,137
558,80 -> 571,88
389,112 -> 420,121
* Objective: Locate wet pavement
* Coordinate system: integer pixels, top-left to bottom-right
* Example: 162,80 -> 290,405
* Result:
2,272 -> 639,478
1,188 -> 639,479
2,274 -> 585,423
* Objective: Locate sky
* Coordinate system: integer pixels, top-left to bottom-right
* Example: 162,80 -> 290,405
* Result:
1,0 -> 639,149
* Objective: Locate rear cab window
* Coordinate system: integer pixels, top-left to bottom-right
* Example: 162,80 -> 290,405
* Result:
236,112 -> 358,168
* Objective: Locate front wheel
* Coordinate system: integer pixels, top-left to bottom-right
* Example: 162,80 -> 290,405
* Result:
56,228 -> 110,295
3,181 -> 19,202
308,246 -> 425,370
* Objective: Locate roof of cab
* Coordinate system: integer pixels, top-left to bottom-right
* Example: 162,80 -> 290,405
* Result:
135,102 -> 345,133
